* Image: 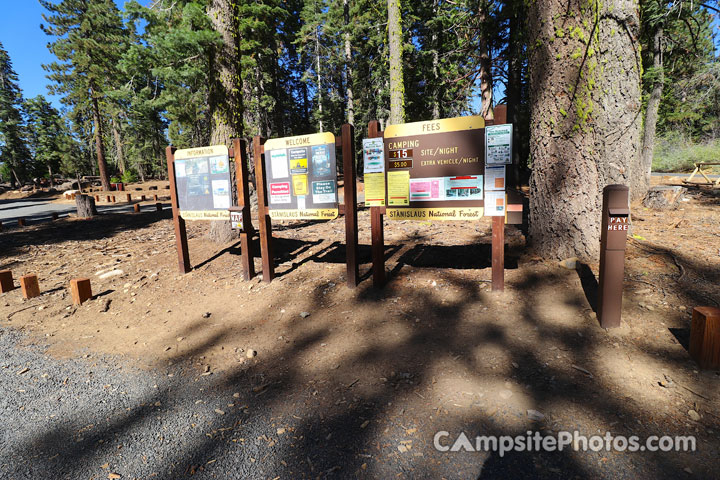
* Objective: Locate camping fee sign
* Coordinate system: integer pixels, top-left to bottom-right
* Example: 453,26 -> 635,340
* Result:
173,145 -> 232,221
383,115 -> 488,221
263,132 -> 339,220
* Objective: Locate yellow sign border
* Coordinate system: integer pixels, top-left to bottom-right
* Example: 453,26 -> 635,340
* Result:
384,115 -> 485,138
387,207 -> 485,221
264,132 -> 336,151
175,145 -> 229,160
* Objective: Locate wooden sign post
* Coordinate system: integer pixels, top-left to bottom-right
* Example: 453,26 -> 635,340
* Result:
166,145 -> 191,274
368,120 -> 386,288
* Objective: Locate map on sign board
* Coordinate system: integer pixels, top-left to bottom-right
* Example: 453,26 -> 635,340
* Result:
263,132 -> 339,220
173,145 -> 235,223
382,115 -> 487,221
485,124 -> 513,165
363,138 -> 386,207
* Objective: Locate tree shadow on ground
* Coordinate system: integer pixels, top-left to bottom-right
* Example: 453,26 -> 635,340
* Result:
0,209 -> 173,261
13,261 -> 718,478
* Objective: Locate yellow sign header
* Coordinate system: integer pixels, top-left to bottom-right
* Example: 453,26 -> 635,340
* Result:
264,132 -> 335,151
269,208 -> 339,220
180,210 -> 231,221
384,115 -> 485,138
387,207 -> 484,221
175,145 -> 228,160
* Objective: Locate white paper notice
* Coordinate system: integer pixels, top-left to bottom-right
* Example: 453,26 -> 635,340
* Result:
484,166 -> 506,191
486,124 -> 513,165
297,195 -> 306,210
211,179 -> 230,209
484,191 -> 506,216
270,149 -> 289,178
363,138 -> 385,174
175,160 -> 187,178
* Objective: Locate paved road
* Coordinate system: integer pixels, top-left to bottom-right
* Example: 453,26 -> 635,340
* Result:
0,197 -> 165,226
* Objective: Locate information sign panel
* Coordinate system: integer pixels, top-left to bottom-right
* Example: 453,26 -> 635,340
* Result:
174,145 -> 233,222
263,132 -> 338,220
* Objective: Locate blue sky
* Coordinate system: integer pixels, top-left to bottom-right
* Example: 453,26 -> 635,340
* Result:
0,0 -> 128,110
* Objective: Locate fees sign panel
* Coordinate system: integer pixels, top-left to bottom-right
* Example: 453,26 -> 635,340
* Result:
383,116 -> 487,221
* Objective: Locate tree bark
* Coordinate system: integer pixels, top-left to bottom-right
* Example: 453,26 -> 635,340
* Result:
75,194 -> 97,218
527,0 -> 642,261
478,0 -> 494,121
344,0 -> 354,126
90,85 -> 111,191
111,115 -> 125,175
633,25 -> 663,201
208,0 -> 243,146
506,0 -> 522,186
388,0 -> 405,125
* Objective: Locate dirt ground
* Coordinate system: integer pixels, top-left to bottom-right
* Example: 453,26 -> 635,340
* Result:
1,179 -> 719,478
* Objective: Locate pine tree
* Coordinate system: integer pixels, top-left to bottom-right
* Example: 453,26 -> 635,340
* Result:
41,0 -> 128,191
0,42 -> 30,188
23,95 -> 70,182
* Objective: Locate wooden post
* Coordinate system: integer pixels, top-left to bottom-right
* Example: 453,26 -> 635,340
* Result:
126,193 -> 132,203
141,195 -> 146,201
106,195 -> 111,202
94,195 -> 100,202
166,146 -> 191,274
690,307 -> 720,370
0,270 -> 14,293
18,218 -> 26,227
253,136 -> 274,282
233,138 -> 256,281
153,194 -> 159,202
20,275 -> 40,299
491,216 -> 504,291
342,124 -> 359,288
70,278 -> 92,305
133,204 -> 140,213
156,202 -> 162,211
51,212 -> 59,220
368,120 -> 386,288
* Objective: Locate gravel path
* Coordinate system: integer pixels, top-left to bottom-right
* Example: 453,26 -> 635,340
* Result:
0,326 -> 289,479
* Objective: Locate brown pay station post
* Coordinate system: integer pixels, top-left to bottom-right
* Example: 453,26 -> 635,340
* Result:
598,184 -> 630,328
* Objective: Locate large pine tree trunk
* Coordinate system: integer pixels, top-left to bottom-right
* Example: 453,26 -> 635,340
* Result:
478,0 -> 494,121
208,0 -> 242,243
90,86 -> 111,192
344,0 -> 354,126
208,0 -> 243,146
111,116 -> 125,175
527,0 -> 641,261
388,0 -> 405,125
632,25 -> 663,201
506,0 -> 522,186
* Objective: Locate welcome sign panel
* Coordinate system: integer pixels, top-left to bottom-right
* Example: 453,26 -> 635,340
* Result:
263,132 -> 339,220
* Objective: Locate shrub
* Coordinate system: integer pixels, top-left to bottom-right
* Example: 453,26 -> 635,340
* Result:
121,170 -> 138,184
653,133 -> 720,173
